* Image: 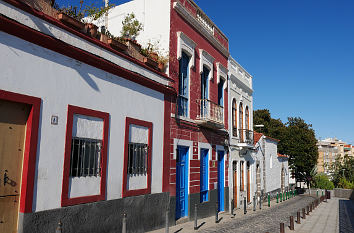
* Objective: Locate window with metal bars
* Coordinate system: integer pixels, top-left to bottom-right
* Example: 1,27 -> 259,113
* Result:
127,142 -> 148,175
70,137 -> 102,177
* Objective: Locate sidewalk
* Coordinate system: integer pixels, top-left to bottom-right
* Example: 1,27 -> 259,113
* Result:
285,197 -> 340,233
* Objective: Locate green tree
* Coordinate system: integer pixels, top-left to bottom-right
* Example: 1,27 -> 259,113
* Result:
329,155 -> 354,187
253,109 -> 285,140
254,110 -> 318,185
312,173 -> 334,190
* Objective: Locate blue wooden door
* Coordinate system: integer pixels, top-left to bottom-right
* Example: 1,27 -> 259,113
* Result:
200,149 -> 209,202
217,150 -> 225,211
176,146 -> 189,219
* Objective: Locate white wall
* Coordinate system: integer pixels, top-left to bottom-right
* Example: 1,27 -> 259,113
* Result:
102,0 -> 171,59
0,31 -> 165,212
228,57 -> 253,147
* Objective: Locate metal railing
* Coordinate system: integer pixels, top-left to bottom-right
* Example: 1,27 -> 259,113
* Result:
177,95 -> 188,118
196,99 -> 224,125
238,129 -> 254,144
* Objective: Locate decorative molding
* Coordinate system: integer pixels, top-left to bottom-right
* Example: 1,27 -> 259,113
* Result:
216,62 -> 228,89
177,31 -> 196,68
229,74 -> 253,95
173,1 -> 229,58
199,49 -> 214,81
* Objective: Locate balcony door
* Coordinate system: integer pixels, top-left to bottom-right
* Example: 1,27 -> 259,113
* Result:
178,52 -> 190,117
200,66 -> 209,117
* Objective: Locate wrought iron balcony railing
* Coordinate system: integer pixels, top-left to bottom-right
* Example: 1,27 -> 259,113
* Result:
238,129 -> 254,145
196,99 -> 224,128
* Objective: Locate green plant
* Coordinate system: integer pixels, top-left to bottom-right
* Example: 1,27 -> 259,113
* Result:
312,173 -> 334,190
121,13 -> 143,39
58,0 -> 114,23
83,2 -> 114,24
338,177 -> 354,189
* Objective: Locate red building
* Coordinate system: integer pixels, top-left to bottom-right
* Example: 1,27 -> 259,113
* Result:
108,0 -> 230,222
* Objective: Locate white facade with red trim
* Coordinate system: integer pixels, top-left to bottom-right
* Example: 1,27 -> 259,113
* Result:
0,1 -> 173,232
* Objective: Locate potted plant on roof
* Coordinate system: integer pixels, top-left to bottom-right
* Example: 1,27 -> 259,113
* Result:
140,42 -> 160,69
57,1 -> 114,38
83,2 -> 114,38
57,4 -> 85,32
101,28 -> 128,52
120,13 -> 144,61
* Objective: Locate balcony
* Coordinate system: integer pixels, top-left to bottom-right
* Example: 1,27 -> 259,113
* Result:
196,99 -> 224,129
237,129 -> 254,145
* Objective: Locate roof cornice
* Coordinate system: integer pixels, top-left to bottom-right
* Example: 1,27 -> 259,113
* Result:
173,1 -> 229,58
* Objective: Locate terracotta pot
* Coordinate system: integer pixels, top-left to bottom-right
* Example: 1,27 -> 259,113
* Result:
158,62 -> 165,71
100,34 -> 109,44
149,52 -> 158,61
87,23 -> 98,38
143,57 -> 159,69
58,13 -> 85,31
126,40 -> 144,62
107,38 -> 128,52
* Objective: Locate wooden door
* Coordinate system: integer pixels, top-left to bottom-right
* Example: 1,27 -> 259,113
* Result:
0,100 -> 30,233
247,164 -> 250,203
232,162 -> 237,208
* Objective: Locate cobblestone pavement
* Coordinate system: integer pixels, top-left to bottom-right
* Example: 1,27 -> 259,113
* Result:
198,195 -> 317,233
148,195 -> 319,233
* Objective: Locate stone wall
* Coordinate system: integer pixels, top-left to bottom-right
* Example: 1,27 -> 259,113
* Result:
334,188 -> 354,200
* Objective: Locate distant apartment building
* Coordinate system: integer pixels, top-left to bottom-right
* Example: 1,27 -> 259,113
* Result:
317,138 -> 353,174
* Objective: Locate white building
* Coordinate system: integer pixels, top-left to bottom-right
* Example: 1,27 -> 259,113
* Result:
253,133 -> 290,197
227,56 -> 255,209
0,1 -> 174,232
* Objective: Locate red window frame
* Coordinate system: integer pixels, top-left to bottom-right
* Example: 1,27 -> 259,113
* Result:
61,105 -> 109,207
122,117 -> 153,197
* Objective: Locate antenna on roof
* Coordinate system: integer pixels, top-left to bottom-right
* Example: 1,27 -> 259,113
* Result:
105,0 -> 109,29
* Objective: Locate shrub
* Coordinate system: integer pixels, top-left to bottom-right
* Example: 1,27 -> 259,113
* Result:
121,13 -> 143,39
338,177 -> 354,189
313,173 -> 334,190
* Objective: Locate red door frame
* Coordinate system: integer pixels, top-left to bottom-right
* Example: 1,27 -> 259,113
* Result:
0,89 -> 41,213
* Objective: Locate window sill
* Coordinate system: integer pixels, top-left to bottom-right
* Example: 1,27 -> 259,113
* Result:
171,113 -> 196,124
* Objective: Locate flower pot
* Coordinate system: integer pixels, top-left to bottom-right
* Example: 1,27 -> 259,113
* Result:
143,57 -> 159,69
58,13 -> 85,31
107,38 -> 128,52
87,23 -> 98,38
100,34 -> 109,44
125,40 -> 144,62
149,52 -> 158,62
158,62 -> 165,72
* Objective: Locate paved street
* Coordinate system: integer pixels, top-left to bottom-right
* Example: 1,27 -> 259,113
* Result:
198,195 -> 317,233
149,195 -> 321,233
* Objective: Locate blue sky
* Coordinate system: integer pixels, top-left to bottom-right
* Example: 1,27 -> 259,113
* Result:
192,0 -> 354,144
55,0 -> 354,144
